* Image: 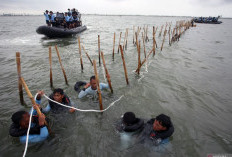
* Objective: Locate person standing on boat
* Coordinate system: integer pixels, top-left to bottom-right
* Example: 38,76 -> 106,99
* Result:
44,10 -> 50,26
78,75 -> 110,99
68,8 -> 72,16
69,14 -> 74,28
49,11 -> 56,27
64,12 -> 71,29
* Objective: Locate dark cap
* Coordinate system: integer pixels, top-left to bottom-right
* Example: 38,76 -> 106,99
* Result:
45,10 -> 48,12
123,112 -> 136,125
50,11 -> 53,13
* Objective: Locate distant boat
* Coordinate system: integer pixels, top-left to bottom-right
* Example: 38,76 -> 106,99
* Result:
36,11 -> 87,38
193,16 -> 222,24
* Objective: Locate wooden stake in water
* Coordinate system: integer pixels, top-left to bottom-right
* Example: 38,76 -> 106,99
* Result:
159,25 -> 163,37
118,32 -> 122,53
112,32 -> 116,61
98,35 -> 101,66
123,31 -> 127,51
49,47 -> 53,87
161,30 -> 166,51
142,32 -> 146,58
16,52 -> 24,105
55,45 -> 68,85
93,60 -> 103,110
136,49 -> 153,73
82,45 -> 93,66
78,37 -> 84,71
125,28 -> 128,50
153,26 -> 155,55
119,45 -> 129,85
21,77 -> 51,133
137,41 -> 141,75
168,26 -> 171,46
101,51 -> 113,93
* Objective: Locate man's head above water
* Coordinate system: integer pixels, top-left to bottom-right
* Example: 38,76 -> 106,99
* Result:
53,88 -> 64,103
153,114 -> 171,131
11,111 -> 29,129
90,76 -> 97,90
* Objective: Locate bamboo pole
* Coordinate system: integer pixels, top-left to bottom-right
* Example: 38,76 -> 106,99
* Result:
16,52 -> 24,105
137,41 -> 141,75
168,26 -> 171,46
153,26 -> 155,55
159,25 -> 163,37
78,37 -> 84,71
112,32 -> 115,61
142,32 -> 146,58
82,45 -> 93,66
145,25 -> 149,42
135,49 -> 153,73
21,77 -> 51,133
101,51 -> 113,93
55,45 -> 68,85
118,32 -> 122,53
119,45 -> 129,85
123,31 -> 127,51
98,35 -> 101,66
93,60 -> 103,110
48,47 -> 53,87
125,28 -> 128,50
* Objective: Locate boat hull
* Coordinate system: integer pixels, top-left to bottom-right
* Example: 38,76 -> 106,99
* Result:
36,25 -> 87,38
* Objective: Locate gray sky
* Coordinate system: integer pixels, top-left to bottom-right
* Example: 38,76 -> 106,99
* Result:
0,0 -> 231,17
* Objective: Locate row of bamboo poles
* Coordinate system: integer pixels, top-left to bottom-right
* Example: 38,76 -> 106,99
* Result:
16,19 -> 195,110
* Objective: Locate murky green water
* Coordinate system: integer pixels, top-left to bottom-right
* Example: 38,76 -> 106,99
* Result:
0,15 -> 232,157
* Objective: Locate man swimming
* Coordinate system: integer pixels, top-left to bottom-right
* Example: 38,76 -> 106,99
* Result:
78,75 -> 110,99
139,114 -> 174,145
36,88 -> 75,113
9,109 -> 49,143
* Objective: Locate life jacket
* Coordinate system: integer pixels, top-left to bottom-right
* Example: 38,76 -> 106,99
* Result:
117,118 -> 144,132
9,116 -> 40,137
74,81 -> 87,93
146,118 -> 174,140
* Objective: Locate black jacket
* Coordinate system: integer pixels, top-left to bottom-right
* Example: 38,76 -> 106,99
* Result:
9,116 -> 40,137
48,94 -> 71,113
116,118 -> 144,133
139,118 -> 174,145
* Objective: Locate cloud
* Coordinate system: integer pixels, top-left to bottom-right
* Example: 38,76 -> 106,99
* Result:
0,0 -> 232,17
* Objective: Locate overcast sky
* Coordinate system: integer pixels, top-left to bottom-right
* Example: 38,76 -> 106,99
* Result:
0,0 -> 231,17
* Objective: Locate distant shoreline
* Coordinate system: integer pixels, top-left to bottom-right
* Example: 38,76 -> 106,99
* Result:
0,13 -> 231,19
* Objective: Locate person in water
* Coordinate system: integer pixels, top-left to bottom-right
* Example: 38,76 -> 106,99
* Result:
139,114 -> 174,145
44,10 -> 50,26
9,109 -> 49,143
36,88 -> 76,113
78,75 -> 110,99
117,112 -> 144,132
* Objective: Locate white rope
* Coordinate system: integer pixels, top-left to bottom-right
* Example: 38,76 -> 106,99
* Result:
22,107 -> 33,157
22,93 -> 38,157
43,94 -> 124,112
22,93 -> 123,157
